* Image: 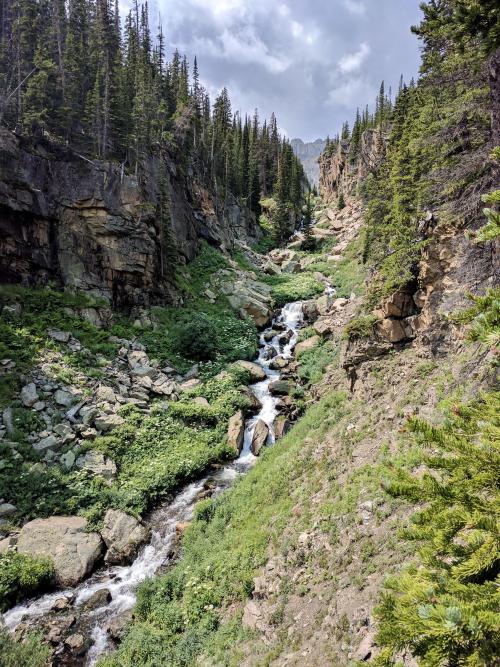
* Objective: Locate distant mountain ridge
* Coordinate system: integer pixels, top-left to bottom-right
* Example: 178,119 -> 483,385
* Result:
291,138 -> 326,186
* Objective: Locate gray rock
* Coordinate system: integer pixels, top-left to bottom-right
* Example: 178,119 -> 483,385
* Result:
101,509 -> 149,565
20,382 -> 39,407
17,516 -> 103,586
0,503 -> 16,518
76,450 -> 117,479
48,329 -> 71,343
2,303 -> 21,317
94,413 -> 125,432
269,380 -> 291,396
54,390 -> 76,407
95,385 -> 117,403
34,435 -> 61,452
2,408 -> 13,434
60,450 -> 76,470
82,588 -> 112,610
33,401 -> 46,411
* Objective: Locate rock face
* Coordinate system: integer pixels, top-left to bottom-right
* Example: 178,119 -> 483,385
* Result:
291,138 -> 326,186
0,127 -> 262,307
101,509 -> 150,565
17,516 -> 103,586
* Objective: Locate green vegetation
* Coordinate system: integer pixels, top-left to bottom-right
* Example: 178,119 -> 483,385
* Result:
451,288 -> 500,348
262,273 -> 324,308
0,552 -> 54,612
297,340 -> 339,386
98,391 -> 349,667
344,315 -> 378,340
0,628 -> 51,667
375,392 -> 500,666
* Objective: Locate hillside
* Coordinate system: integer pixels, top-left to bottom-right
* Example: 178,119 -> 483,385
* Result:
0,2 -> 499,667
291,139 -> 326,187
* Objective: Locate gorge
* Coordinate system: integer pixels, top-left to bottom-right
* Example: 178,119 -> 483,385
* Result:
0,2 -> 499,667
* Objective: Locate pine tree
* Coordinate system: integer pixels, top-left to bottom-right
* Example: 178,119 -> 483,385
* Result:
375,392 -> 500,667
302,193 -> 315,250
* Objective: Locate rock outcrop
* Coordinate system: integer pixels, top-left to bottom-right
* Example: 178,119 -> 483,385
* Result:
0,127 -> 262,307
17,516 -> 103,586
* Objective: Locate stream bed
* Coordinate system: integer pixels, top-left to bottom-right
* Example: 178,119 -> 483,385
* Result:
3,300 -> 305,665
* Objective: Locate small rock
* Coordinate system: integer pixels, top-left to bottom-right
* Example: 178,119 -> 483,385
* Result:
65,633 -> 85,651
95,385 -> 117,403
251,420 -> 269,456
269,380 -> 291,396
54,390 -> 76,407
179,378 -> 201,392
20,383 -> 38,407
32,401 -> 46,411
60,451 -> 76,470
82,588 -> 112,610
94,413 -> 125,432
34,435 -> 61,452
75,450 -> 117,479
51,596 -> 73,612
193,396 -> 209,407
295,335 -> 320,356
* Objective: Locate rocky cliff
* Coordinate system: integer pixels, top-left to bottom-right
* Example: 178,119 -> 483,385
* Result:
318,128 -> 386,202
291,138 -> 326,186
0,127 -> 262,308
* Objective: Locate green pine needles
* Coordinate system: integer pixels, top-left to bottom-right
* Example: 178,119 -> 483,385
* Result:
375,392 -> 500,666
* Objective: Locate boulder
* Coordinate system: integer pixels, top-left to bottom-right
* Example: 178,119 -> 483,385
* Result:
315,294 -> 334,316
239,386 -> 262,414
0,503 -> 16,518
193,396 -> 209,407
295,335 -> 320,356
95,385 -> 117,403
313,318 -> 335,337
20,383 -> 38,407
302,300 -> 319,322
274,415 -> 291,440
94,413 -> 125,432
234,360 -> 266,383
179,378 -> 201,392
34,435 -> 61,452
17,516 -> 103,586
54,390 -> 76,407
251,420 -> 269,456
269,357 -> 289,371
48,329 -> 71,343
227,410 -> 245,454
75,450 -> 117,479
269,380 -> 291,396
101,509 -> 149,564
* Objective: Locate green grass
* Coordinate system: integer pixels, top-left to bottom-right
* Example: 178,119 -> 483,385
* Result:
297,340 -> 339,386
0,628 -> 50,667
0,552 -> 54,612
262,273 -> 324,307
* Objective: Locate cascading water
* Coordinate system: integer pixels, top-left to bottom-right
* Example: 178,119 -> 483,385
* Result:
2,301 -> 305,666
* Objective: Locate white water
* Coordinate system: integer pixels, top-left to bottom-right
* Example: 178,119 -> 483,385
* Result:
3,301 -> 304,665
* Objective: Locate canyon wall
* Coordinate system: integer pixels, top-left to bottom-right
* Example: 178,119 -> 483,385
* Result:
0,128 -> 262,308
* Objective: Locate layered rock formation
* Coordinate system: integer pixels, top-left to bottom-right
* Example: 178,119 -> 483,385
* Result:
291,138 -> 326,186
0,128 -> 262,307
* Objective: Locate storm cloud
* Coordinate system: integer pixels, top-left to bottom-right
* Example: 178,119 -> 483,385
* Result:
123,0 -> 423,141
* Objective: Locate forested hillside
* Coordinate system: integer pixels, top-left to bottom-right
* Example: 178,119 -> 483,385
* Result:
0,1 -> 498,667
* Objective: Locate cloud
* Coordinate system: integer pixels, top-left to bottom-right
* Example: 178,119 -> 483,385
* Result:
326,78 -> 375,109
338,42 -> 370,74
343,0 -> 366,15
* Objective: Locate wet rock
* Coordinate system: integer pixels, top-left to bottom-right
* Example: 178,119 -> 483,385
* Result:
65,633 -> 86,653
17,516 -> 103,586
75,450 -> 117,479
101,509 -> 150,565
251,420 -> 269,456
227,410 -> 245,454
82,588 -> 112,610
269,357 -> 289,371
295,335 -> 320,356
302,300 -> 319,322
48,329 -> 71,343
262,346 -> 277,360
239,386 -> 262,414
94,413 -> 125,432
269,380 -> 291,396
234,360 -> 266,382
51,596 -> 74,612
20,382 -> 38,407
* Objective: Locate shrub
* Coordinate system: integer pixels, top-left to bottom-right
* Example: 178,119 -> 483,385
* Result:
171,312 -> 218,362
0,552 -> 54,612
451,287 -> 500,348
375,392 -> 500,667
344,315 -> 378,340
0,628 -> 51,667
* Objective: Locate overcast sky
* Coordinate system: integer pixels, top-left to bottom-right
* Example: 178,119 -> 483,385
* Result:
123,0 -> 423,141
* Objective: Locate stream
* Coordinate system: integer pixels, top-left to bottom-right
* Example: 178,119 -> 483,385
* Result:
3,300 -> 305,665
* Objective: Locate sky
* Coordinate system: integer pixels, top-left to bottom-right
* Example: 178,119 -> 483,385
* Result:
122,0 -> 423,141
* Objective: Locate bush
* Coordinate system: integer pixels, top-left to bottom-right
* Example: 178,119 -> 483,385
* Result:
0,628 -> 51,667
0,552 -> 54,612
171,312 -> 218,362
344,314 -> 378,340
375,392 -> 500,667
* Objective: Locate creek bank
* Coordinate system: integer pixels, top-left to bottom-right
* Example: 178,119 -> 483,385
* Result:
2,294 -> 312,665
